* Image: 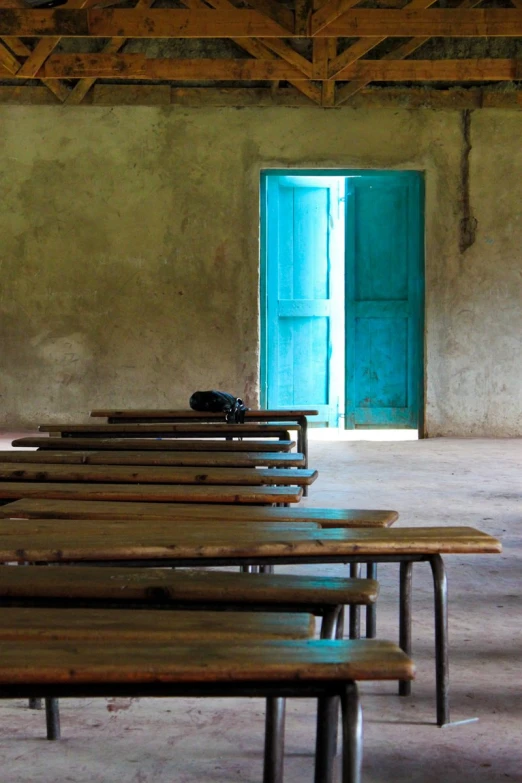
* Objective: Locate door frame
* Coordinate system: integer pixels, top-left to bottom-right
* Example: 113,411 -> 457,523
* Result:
259,168 -> 426,433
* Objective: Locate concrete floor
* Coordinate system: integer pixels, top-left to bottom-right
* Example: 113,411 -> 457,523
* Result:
0,436 -> 519,782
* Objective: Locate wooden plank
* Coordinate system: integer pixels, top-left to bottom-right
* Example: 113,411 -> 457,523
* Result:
26,55 -> 522,83
253,39 -> 314,79
244,0 -> 294,31
2,9 -> 522,38
65,36 -> 126,104
295,0 -> 313,35
0,39 -> 18,73
0,450 -> 306,468
0,638 -> 414,686
39,423 -> 298,434
36,55 -> 309,81
91,408 -> 319,420
311,0 -> 360,36
12,438 -> 296,452
0,522 -> 502,563
0,499 -> 399,528
0,482 -> 303,504
0,462 -> 317,486
1,37 -> 30,57
0,9 -> 292,37
0,608 -> 315,642
4,84 -> 521,109
0,565 -> 379,606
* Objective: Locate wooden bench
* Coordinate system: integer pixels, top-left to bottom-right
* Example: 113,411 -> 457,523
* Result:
0,449 -> 306,468
0,498 -> 399,528
0,565 -> 379,772
0,482 -> 303,504
0,462 -> 318,487
0,519 -> 499,728
90,408 -> 318,479
39,423 -> 299,439
0,630 -> 413,783
13,437 -> 297,452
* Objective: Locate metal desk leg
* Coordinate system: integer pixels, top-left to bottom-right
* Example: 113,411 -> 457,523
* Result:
315,607 -> 343,782
340,682 -> 363,783
28,698 -> 42,710
45,698 -> 60,740
349,564 -> 361,639
264,697 -> 285,783
429,554 -> 450,727
399,561 -> 413,697
298,416 -> 308,497
366,562 -> 377,638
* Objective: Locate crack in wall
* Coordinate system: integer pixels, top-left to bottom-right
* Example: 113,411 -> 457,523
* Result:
459,108 -> 478,254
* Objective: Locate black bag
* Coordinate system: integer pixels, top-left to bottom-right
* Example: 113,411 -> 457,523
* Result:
189,390 -> 249,424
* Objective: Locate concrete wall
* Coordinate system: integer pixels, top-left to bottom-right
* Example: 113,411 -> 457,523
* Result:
0,106 -> 520,435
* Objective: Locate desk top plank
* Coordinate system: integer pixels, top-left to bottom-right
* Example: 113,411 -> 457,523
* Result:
0,608 -> 314,642
0,638 -> 414,686
91,408 -> 318,421
39,423 -> 299,435
0,565 -> 379,606
0,450 -> 306,468
0,463 -> 316,487
0,521 -> 502,562
0,499 -> 398,528
12,438 -> 296,452
0,482 -> 303,504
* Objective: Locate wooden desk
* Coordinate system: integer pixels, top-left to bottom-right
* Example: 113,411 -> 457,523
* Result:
12,438 -> 296,453
0,483 -> 302,504
0,498 -> 398,528
0,450 -> 306,468
0,463 -> 317,487
0,518 -> 500,727
91,409 -> 318,474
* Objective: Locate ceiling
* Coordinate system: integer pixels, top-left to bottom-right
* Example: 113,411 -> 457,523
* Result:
1,0 -> 522,107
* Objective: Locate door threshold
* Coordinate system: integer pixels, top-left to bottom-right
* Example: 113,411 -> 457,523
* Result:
308,428 -> 418,442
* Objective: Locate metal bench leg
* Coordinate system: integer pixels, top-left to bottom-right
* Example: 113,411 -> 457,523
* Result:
45,698 -> 60,740
340,682 -> 363,783
366,562 -> 377,638
28,698 -> 42,710
263,697 -> 285,783
429,554 -> 450,727
348,564 -> 361,639
315,606 -> 343,780
399,561 -> 413,697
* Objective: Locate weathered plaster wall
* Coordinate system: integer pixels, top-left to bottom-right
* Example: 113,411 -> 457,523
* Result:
0,106 -> 520,434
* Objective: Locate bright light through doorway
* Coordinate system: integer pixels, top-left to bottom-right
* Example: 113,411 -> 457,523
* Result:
308,428 -> 418,441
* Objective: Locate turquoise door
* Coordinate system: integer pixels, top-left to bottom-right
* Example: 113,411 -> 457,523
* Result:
263,175 -> 345,426
261,170 -> 424,430
345,172 -> 424,428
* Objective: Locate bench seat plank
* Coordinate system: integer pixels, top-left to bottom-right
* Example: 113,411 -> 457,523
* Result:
0,463 -> 317,487
12,438 -> 296,452
0,499 -> 398,528
0,608 -> 315,642
0,450 -> 306,468
39,423 -> 299,436
91,409 -> 318,421
0,566 -> 379,607
0,482 -> 302,504
0,638 -> 414,685
0,521 -> 502,563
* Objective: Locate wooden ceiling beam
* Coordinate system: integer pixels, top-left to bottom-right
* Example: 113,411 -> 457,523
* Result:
311,0 -> 361,36
336,0 -> 484,103
3,9 -> 522,38
28,54 -> 522,81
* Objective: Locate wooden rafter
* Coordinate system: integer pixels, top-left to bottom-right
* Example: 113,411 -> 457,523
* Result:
3,9 -> 522,39
336,0 -> 484,104
24,55 -> 522,81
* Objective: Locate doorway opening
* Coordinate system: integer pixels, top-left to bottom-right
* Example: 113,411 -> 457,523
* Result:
260,169 -> 425,439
